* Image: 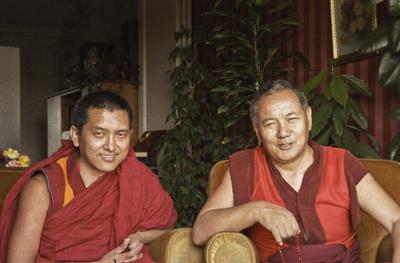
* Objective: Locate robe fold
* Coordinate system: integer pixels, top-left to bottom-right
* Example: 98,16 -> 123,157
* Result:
0,140 -> 177,263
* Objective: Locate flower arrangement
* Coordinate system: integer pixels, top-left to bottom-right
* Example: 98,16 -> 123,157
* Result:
1,148 -> 31,168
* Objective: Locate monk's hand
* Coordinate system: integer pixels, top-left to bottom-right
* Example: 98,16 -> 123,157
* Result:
99,238 -> 143,263
256,203 -> 300,246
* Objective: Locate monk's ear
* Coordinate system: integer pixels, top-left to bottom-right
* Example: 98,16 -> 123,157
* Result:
70,126 -> 80,147
306,107 -> 312,131
252,122 -> 261,142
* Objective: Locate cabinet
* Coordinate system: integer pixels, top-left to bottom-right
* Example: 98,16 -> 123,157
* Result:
47,82 -> 138,156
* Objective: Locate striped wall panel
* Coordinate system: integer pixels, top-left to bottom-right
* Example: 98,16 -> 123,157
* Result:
192,0 -> 399,158
287,0 -> 399,158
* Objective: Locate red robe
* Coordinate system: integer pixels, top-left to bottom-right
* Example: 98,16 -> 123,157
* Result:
229,141 -> 367,263
0,140 -> 177,262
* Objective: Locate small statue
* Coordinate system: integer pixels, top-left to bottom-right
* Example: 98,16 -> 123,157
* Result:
83,47 -> 100,82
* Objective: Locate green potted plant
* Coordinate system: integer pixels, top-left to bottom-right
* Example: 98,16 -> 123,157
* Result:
159,28 -> 230,226
206,0 -> 308,150
360,0 -> 400,159
304,70 -> 380,157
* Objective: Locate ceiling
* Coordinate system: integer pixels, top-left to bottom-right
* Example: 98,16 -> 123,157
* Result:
0,0 -> 101,29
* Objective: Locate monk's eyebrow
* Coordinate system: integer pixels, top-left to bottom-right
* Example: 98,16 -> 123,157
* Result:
262,117 -> 276,125
286,112 -> 299,117
116,129 -> 130,133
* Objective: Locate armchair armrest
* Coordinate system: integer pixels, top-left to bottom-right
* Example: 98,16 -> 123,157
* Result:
148,227 -> 203,263
204,232 -> 258,263
376,235 -> 393,263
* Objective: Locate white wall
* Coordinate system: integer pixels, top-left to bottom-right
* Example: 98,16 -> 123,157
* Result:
0,46 -> 20,150
138,0 -> 175,134
138,0 -> 191,134
0,24 -> 63,162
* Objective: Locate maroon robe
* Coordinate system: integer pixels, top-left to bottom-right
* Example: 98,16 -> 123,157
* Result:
0,140 -> 177,262
229,141 -> 367,262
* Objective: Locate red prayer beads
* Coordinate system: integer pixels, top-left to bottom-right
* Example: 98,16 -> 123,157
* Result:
278,235 -> 302,263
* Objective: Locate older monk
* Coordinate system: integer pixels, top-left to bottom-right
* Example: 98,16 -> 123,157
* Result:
193,80 -> 400,262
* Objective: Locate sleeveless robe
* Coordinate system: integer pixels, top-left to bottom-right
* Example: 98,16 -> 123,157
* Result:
229,141 -> 367,262
0,140 -> 177,262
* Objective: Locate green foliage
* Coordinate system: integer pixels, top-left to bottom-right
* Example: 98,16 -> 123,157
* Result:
159,28 -> 230,227
305,71 -> 380,158
206,0 -> 307,150
360,0 -> 400,160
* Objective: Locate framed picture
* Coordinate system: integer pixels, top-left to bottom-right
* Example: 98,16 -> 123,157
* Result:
330,0 -> 378,64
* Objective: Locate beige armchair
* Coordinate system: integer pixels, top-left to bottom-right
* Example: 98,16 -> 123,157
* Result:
152,160 -> 259,263
2,158 -> 400,263
149,159 -> 258,263
199,158 -> 400,263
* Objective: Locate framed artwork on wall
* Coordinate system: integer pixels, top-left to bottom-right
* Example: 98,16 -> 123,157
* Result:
330,0 -> 378,64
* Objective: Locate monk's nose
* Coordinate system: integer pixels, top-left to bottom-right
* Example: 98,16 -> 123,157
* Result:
104,135 -> 116,151
277,123 -> 290,138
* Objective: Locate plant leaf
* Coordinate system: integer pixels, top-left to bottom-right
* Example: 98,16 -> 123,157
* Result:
390,108 -> 400,120
378,51 -> 400,89
212,86 -> 231,92
390,133 -> 400,160
285,51 -> 310,69
266,1 -> 291,14
342,128 -> 358,154
389,0 -> 400,17
315,127 -> 331,145
347,125 -> 381,153
389,20 -> 400,53
356,144 -> 380,158
342,74 -> 372,97
330,74 -> 348,107
224,115 -> 242,128
303,70 -> 327,98
359,23 -> 389,53
325,83 -> 333,100
217,105 -> 229,114
310,102 -> 334,138
221,137 -> 232,144
348,97 -> 368,130
213,0 -> 223,8
332,107 -> 345,136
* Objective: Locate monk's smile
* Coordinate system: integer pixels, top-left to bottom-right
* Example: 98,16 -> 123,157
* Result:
253,89 -> 312,167
72,107 -> 131,178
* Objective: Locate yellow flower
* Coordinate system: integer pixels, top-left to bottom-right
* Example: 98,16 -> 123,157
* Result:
3,148 -> 20,159
18,155 -> 31,167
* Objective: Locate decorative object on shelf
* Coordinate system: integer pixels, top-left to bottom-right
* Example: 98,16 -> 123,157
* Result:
1,148 -> 30,168
79,42 -> 112,84
77,42 -> 136,84
330,0 -> 377,64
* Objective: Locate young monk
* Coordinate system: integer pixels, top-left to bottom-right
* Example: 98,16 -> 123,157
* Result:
1,91 -> 176,263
